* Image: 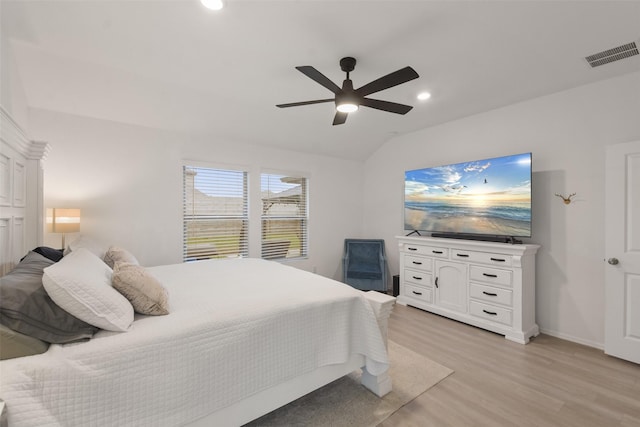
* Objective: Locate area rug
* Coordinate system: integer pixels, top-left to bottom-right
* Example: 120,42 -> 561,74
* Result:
246,340 -> 454,426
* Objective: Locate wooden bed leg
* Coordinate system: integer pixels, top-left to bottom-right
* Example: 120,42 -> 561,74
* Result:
361,291 -> 395,397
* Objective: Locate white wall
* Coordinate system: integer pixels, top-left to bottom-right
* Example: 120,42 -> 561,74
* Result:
29,109 -> 365,279
0,23 -> 29,129
363,72 -> 640,348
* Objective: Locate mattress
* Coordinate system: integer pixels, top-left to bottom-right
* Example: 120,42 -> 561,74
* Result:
0,258 -> 389,426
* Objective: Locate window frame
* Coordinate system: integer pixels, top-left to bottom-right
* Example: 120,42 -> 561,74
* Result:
260,170 -> 309,261
182,161 -> 250,261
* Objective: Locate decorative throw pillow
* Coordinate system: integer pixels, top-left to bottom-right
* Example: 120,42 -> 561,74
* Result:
64,235 -> 109,259
42,248 -> 134,332
103,246 -> 139,269
20,246 -> 64,263
112,263 -> 170,316
0,251 -> 99,343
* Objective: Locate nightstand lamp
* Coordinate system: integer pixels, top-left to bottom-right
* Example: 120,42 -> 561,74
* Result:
46,208 -> 81,249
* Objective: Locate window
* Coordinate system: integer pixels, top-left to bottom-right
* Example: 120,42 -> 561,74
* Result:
183,166 -> 248,261
261,173 -> 308,260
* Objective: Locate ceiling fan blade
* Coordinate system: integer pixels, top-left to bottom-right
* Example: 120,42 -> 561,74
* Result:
355,66 -> 419,97
276,98 -> 334,108
360,98 -> 414,115
333,111 -> 348,125
296,66 -> 342,94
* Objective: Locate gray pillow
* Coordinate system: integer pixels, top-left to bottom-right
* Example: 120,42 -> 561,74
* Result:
0,251 -> 99,343
0,323 -> 49,360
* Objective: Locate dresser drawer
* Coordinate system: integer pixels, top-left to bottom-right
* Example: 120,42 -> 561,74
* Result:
469,301 -> 512,326
404,268 -> 431,286
451,250 -> 512,267
469,265 -> 513,287
469,283 -> 513,307
404,283 -> 433,304
404,255 -> 432,272
402,244 -> 449,258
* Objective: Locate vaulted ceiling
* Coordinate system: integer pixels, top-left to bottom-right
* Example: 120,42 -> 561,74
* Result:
2,1 -> 639,160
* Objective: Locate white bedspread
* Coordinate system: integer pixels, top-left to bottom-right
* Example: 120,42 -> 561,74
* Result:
0,259 -> 389,426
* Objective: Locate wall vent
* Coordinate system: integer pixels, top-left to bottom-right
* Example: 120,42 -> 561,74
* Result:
585,42 -> 639,68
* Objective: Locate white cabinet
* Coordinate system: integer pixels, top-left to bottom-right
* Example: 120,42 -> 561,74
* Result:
397,236 -> 540,344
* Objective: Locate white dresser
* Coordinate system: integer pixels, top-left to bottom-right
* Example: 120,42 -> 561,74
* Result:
396,236 -> 540,344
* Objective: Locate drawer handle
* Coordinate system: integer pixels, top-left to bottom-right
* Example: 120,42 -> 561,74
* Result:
412,276 -> 422,280
435,277 -> 439,288
408,247 -> 418,251
490,257 -> 506,262
483,309 -> 498,316
483,273 -> 498,278
432,250 -> 443,254
412,261 -> 423,265
482,291 -> 498,297
412,290 -> 423,296
456,253 -> 469,258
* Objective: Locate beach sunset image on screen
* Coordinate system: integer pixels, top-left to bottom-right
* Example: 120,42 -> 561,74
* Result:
404,153 -> 532,237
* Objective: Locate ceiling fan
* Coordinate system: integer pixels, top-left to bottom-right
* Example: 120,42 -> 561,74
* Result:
276,57 -> 419,125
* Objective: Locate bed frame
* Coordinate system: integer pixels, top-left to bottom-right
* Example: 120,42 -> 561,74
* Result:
0,106 -> 396,426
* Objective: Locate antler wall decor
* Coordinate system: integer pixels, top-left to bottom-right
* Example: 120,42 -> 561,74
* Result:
555,193 -> 576,205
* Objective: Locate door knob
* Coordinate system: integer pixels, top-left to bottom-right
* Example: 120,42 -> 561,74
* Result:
608,258 -> 619,265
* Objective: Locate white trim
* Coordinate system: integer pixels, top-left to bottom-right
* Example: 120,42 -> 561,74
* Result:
539,327 -> 604,350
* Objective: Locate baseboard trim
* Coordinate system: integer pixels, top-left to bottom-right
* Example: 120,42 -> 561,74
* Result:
539,328 -> 604,350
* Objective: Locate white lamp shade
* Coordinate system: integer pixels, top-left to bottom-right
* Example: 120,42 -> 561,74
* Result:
46,208 -> 81,233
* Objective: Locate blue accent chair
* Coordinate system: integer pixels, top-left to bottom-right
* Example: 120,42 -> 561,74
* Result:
342,239 -> 388,292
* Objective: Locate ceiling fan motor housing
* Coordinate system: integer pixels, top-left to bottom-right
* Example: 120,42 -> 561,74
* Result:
340,57 -> 357,73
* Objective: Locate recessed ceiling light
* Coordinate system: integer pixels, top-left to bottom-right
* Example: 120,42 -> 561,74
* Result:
417,92 -> 431,101
201,0 -> 224,11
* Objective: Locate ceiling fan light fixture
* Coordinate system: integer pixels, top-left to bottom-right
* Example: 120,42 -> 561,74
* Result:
336,102 -> 359,113
201,0 -> 224,11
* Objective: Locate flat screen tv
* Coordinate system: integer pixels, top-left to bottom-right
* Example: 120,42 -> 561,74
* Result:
404,152 -> 532,243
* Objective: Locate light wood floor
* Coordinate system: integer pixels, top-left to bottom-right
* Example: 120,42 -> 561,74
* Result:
381,304 -> 640,427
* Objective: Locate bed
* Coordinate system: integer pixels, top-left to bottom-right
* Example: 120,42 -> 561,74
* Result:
0,107 -> 395,426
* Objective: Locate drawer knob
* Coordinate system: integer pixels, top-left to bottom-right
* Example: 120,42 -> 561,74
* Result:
483,273 -> 498,278
483,309 -> 498,316
482,291 -> 498,297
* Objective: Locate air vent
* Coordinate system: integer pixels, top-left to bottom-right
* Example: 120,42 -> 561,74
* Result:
585,42 -> 639,68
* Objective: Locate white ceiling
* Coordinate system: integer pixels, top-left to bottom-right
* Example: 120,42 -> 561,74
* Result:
2,0 -> 639,160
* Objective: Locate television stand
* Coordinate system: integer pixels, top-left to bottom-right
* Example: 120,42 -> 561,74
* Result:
396,235 -> 540,344
431,233 -> 522,245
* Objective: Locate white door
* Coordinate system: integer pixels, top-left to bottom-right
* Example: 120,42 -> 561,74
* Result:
605,140 -> 640,364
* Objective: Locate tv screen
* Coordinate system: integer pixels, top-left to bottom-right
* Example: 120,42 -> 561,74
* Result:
404,152 -> 532,239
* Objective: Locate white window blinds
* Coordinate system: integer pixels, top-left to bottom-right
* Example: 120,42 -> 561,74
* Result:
183,166 -> 248,261
261,173 -> 308,260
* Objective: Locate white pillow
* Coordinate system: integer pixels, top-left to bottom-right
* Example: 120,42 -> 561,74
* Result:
43,248 -> 134,332
64,235 -> 109,259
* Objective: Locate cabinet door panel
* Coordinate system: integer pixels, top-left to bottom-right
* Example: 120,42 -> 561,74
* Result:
434,260 -> 468,313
